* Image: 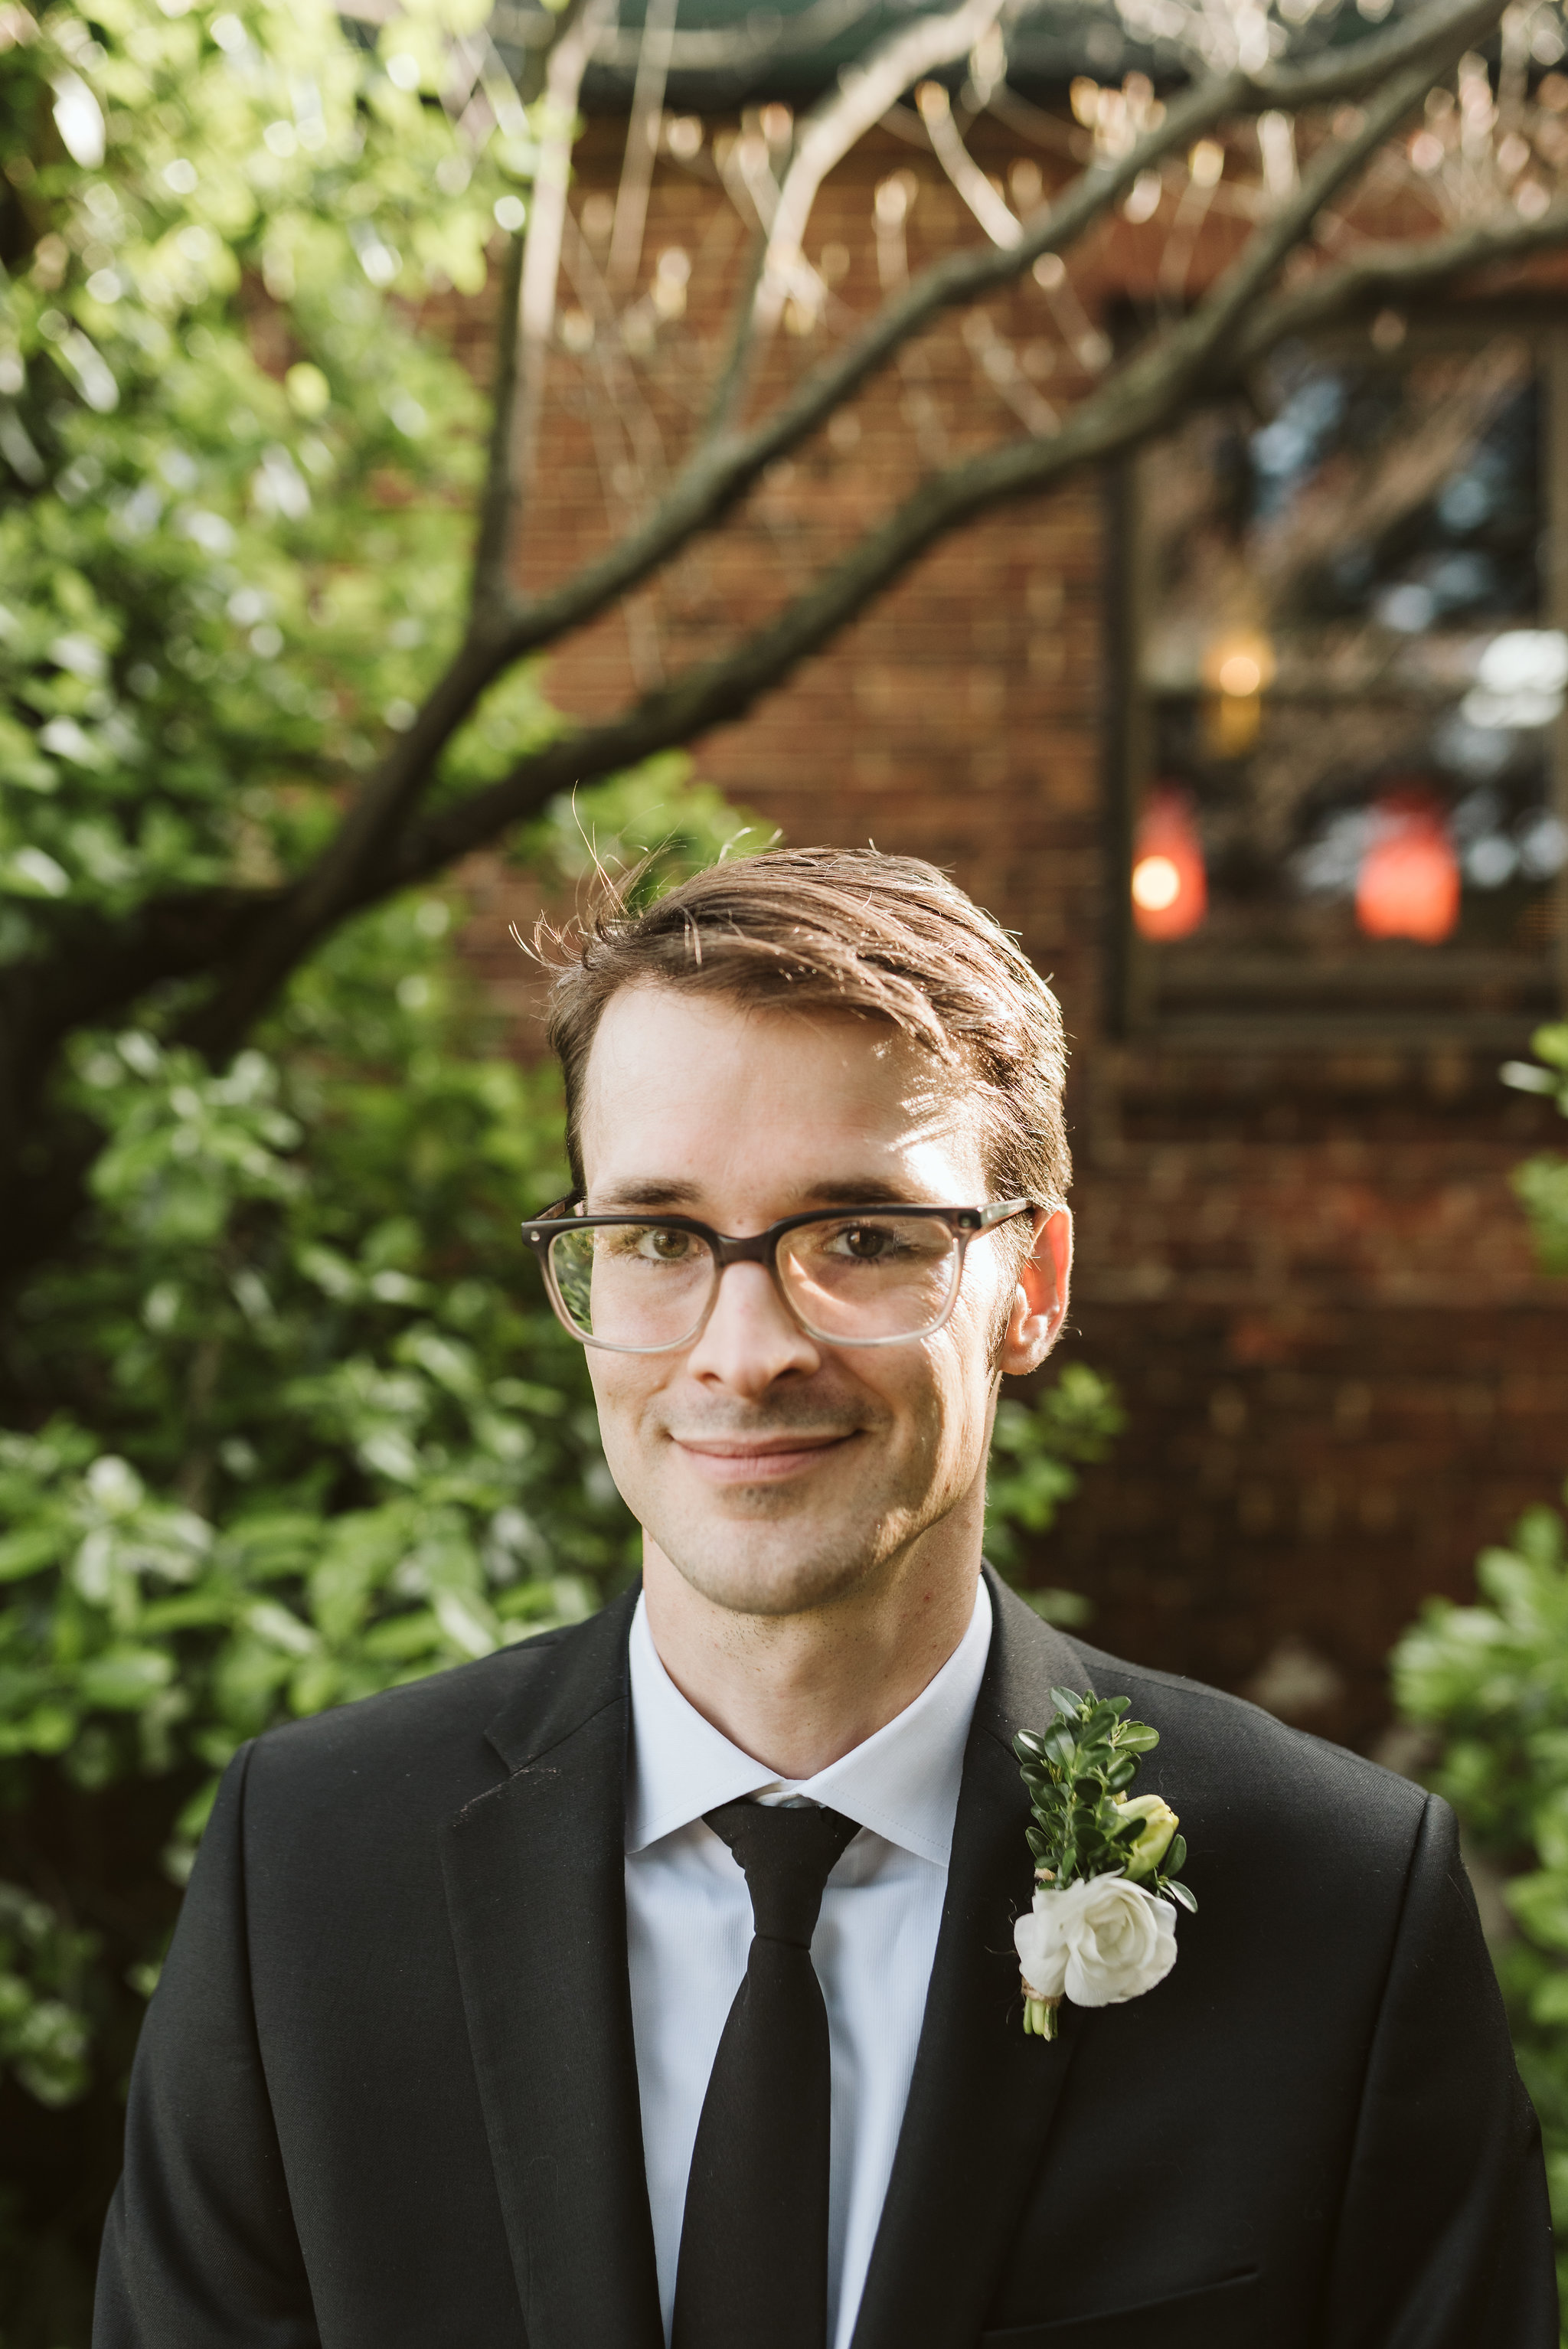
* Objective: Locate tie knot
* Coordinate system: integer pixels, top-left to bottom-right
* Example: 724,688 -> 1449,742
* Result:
704,1799 -> 859,1946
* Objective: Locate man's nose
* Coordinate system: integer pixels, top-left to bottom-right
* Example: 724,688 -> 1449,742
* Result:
684,1261 -> 821,1395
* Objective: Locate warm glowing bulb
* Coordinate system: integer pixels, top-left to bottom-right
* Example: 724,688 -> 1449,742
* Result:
1131,788 -> 1207,939
1217,652 -> 1263,697
1201,629 -> 1276,725
1132,854 -> 1182,912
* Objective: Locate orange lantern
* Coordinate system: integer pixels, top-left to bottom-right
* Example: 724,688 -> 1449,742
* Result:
1132,787 -> 1207,940
1355,792 -> 1459,944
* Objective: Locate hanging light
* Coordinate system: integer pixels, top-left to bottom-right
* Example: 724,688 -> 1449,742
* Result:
1132,786 -> 1207,939
1200,627 -> 1276,758
1355,792 -> 1460,943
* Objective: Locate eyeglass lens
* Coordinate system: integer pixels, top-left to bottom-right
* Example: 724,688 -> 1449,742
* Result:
547,1214 -> 962,1351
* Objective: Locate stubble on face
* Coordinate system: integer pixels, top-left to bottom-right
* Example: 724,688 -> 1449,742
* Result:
638,1355 -> 985,1622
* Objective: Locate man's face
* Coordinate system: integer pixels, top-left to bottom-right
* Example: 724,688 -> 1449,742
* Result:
575,984 -> 1071,1622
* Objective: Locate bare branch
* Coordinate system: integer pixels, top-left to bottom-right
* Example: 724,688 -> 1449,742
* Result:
175,0 -> 616,1059
559,210 -> 668,485
178,634 -> 511,1058
366,0 -> 1536,907
175,0 -> 1521,1063
514,0 -> 618,505
1233,194 -> 1568,365
469,228 -> 527,617
751,0 -> 1010,345
1139,28 -> 1466,377
475,0 -> 1508,673
606,0 -> 679,295
917,80 -> 1022,247
381,389 -> 1158,891
703,224 -> 769,440
1250,0 -> 1504,107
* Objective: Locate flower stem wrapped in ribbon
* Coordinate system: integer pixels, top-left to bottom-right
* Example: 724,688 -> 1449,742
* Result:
1012,1688 -> 1196,2040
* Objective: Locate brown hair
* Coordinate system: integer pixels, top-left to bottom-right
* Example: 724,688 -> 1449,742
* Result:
535,845 -> 1070,1206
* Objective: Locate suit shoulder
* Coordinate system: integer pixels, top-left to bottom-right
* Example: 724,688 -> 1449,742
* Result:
1070,1637 -> 1431,1869
250,1631 -> 557,1764
243,1592 -> 634,1812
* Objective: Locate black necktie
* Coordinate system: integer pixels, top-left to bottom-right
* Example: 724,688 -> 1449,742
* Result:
671,1798 -> 861,2349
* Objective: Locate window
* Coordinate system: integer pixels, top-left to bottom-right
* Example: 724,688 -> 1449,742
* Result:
1109,323 -> 1568,1043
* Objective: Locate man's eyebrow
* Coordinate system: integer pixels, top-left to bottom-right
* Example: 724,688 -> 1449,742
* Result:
795,1176 -> 923,1207
591,1178 -> 704,1210
589,1174 -> 933,1214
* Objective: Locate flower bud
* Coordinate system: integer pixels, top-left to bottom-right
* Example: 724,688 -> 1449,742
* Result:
1118,1793 -> 1178,1880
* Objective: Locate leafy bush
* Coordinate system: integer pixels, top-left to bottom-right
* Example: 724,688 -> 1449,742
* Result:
1392,1504 -> 1568,2314
0,0 -> 542,967
985,1367 -> 1124,1625
1509,1023 -> 1568,1274
1392,1018 -> 1568,2325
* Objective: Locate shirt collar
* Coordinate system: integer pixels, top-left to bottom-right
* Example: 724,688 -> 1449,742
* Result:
625,1576 -> 992,1869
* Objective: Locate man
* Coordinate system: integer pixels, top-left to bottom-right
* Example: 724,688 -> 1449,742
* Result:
96,848 -> 1553,2348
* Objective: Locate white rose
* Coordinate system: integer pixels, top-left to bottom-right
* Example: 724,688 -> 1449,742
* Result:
1014,1874 -> 1178,2010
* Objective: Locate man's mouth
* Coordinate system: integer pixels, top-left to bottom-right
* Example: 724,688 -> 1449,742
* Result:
669,1430 -> 859,1484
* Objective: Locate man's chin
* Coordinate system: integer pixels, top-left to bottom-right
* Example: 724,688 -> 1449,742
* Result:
658,1522 -> 890,1621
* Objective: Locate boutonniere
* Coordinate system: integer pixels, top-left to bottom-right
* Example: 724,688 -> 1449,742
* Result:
1011,1687 -> 1196,2040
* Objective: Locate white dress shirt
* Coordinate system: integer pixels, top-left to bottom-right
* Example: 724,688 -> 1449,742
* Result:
624,1578 -> 993,2349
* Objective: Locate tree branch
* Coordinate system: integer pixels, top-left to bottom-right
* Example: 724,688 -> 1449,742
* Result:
702,222 -> 769,440
514,0 -> 619,506
917,80 -> 1023,248
750,0 -> 1011,351
165,0 -> 1520,1065
175,632 -> 508,1059
473,0 -> 1511,670
1121,18 -> 1477,398
606,0 -> 679,295
173,0 -> 615,1061
1232,195 -> 1568,366
367,10 -> 1546,910
469,227 -> 527,618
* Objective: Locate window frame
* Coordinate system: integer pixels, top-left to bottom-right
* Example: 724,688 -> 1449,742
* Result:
1102,306 -> 1568,1050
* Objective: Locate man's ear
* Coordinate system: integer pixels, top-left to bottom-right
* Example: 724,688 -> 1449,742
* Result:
998,1207 -> 1072,1377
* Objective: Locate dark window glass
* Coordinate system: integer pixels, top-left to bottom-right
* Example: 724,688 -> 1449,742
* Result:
1127,334 -> 1564,1034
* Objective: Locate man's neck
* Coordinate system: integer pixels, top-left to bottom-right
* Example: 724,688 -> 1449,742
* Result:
639,1529 -> 984,1780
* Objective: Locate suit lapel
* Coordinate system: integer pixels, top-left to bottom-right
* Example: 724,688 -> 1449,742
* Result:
851,1573 -> 1096,2349
439,1591 -> 664,2349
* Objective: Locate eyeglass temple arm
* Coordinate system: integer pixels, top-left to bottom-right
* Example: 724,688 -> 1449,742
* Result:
972,1197 -> 1040,1232
531,1195 -> 581,1223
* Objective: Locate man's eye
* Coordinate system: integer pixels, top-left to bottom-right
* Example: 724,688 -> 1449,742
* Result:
641,1228 -> 693,1262
828,1224 -> 896,1261
599,1227 -> 691,1263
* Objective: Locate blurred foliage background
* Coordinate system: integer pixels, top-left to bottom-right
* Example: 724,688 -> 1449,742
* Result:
0,4 -> 1121,2335
1393,1018 -> 1568,2330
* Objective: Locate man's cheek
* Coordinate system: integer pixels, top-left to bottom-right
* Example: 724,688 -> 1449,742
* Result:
586,1377 -> 652,1492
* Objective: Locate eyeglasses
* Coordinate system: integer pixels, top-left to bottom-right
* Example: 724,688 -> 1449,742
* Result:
520,1197 -> 1039,1355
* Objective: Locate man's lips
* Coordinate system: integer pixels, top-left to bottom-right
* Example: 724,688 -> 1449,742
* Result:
669,1430 -> 859,1483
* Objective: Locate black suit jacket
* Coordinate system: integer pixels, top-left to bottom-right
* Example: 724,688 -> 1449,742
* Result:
93,1572 -> 1556,2348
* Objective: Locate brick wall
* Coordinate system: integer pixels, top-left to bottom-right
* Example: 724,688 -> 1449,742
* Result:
461,116 -> 1568,1749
